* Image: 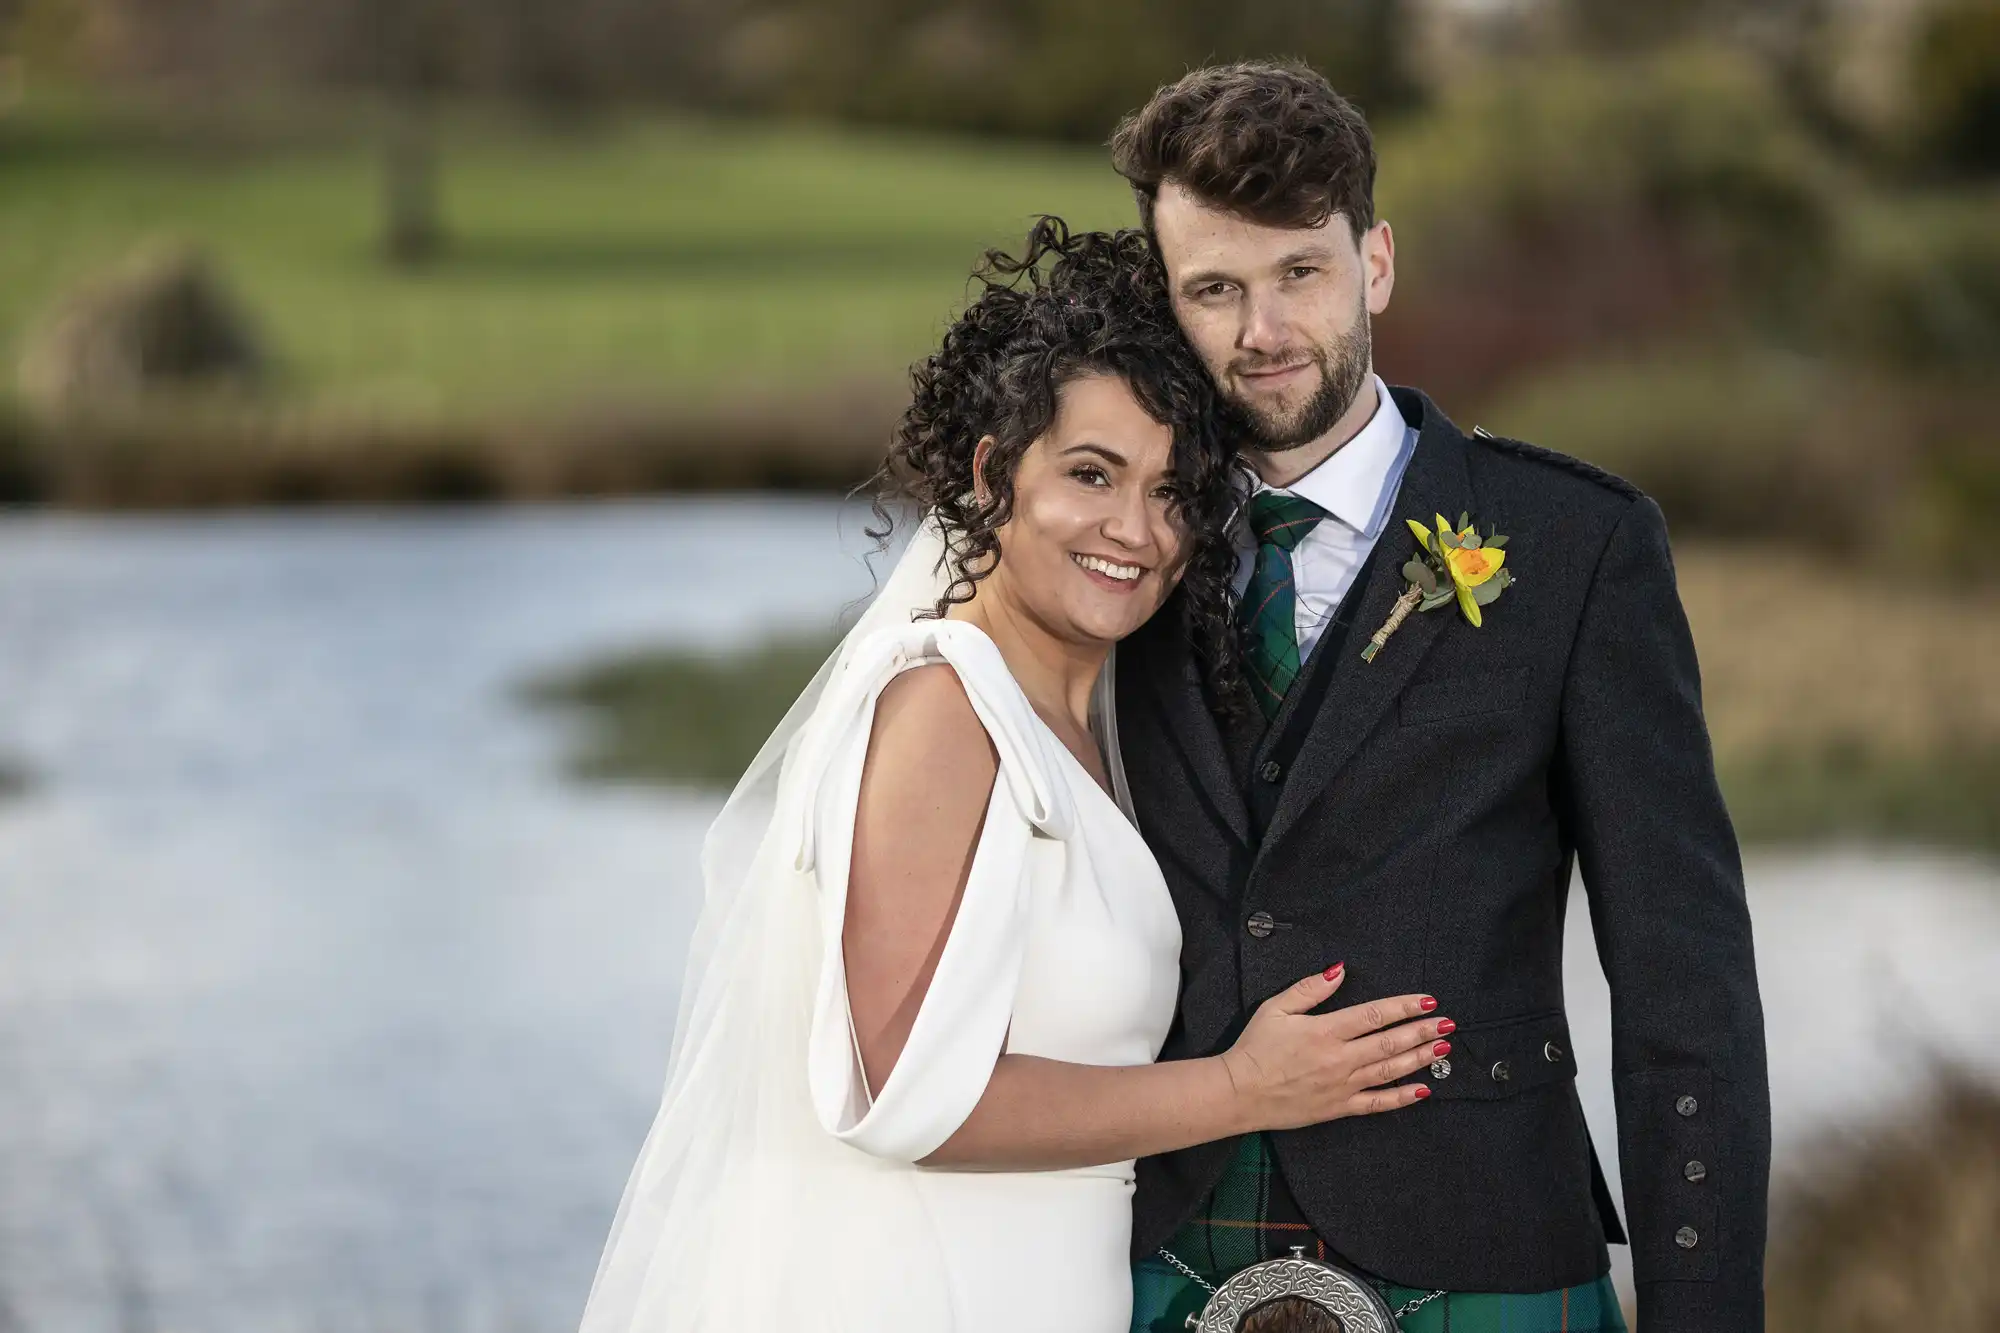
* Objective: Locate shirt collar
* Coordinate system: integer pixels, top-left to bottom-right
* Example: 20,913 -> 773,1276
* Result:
1251,374 -> 1410,538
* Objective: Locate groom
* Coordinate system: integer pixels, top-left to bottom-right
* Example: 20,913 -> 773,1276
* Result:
1109,63 -> 1770,1332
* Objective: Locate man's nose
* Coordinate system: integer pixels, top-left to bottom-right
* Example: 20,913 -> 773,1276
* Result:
1237,292 -> 1285,355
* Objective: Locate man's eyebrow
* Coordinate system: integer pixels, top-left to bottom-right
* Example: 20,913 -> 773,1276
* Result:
1274,245 -> 1338,269
1061,442 -> 1128,466
1178,267 -> 1236,293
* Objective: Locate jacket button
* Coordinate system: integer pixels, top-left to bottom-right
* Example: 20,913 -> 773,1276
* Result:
1245,910 -> 1276,939
1258,760 -> 1284,783
1490,1060 -> 1512,1082
1676,1095 -> 1699,1118
1684,1160 -> 1707,1183
1674,1226 -> 1699,1250
1430,1058 -> 1452,1079
1543,1041 -> 1564,1063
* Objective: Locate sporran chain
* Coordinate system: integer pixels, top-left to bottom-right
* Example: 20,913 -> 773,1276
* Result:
1155,1248 -> 1447,1323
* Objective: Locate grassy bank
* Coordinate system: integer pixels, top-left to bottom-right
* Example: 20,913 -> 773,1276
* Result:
0,95 -> 1132,415
524,544 -> 2000,853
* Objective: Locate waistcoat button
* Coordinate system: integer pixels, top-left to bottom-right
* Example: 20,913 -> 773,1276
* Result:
1258,760 -> 1284,783
1683,1160 -> 1707,1183
1676,1095 -> 1699,1117
1674,1226 -> 1699,1250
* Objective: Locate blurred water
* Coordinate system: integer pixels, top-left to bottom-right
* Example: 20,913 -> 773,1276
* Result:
0,499 -> 1993,1333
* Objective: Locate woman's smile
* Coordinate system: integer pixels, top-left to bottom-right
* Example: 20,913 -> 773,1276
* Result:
1070,551 -> 1146,590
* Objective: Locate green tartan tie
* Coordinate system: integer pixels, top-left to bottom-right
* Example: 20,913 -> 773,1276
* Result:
1239,490 -> 1328,721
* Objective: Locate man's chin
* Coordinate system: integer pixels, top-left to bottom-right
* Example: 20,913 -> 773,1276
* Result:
1239,402 -> 1325,452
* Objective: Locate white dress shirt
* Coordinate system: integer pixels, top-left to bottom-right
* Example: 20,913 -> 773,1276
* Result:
1234,375 -> 1418,659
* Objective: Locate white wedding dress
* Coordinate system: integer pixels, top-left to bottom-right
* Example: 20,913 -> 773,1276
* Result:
579,523 -> 1182,1333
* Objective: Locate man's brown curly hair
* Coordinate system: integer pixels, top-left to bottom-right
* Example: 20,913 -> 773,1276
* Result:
1109,60 -> 1377,242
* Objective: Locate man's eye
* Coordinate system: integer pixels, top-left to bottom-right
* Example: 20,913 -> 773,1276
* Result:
1196,283 -> 1231,300
1286,266 -> 1318,280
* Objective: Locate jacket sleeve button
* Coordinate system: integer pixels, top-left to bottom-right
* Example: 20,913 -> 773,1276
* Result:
1674,1226 -> 1699,1249
1675,1095 -> 1699,1117
1543,1040 -> 1564,1062
1490,1060 -> 1512,1082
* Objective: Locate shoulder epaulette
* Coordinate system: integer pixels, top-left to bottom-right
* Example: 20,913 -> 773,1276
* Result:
1469,425 -> 1644,502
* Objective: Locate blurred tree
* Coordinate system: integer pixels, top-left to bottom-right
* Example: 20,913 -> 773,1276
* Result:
716,0 -> 1420,140
1910,0 -> 2000,177
347,0 -> 452,265
29,0 -> 1415,140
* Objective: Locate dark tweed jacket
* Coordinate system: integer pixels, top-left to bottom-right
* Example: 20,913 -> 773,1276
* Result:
1116,386 -> 1771,1333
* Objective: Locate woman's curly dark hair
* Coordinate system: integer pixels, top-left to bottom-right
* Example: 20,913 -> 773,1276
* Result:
867,216 -> 1245,709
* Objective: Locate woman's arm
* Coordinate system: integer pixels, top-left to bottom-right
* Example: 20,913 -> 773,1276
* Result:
843,663 -> 999,1096
845,665 -> 1450,1172
923,974 -> 1443,1170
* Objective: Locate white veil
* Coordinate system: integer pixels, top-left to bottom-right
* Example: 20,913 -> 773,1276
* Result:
577,517 -> 967,1333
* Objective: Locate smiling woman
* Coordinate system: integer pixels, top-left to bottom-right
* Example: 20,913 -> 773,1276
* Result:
866,217 -> 1247,709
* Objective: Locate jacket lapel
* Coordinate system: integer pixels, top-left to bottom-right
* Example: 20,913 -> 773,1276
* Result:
1259,388 -> 1475,854
1131,589 -> 1252,848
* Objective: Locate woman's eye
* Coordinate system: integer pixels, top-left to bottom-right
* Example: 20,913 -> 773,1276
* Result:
1152,484 -> 1181,503
1070,466 -> 1109,487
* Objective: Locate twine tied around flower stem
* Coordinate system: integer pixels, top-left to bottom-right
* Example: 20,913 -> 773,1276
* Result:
1360,586 -> 1424,663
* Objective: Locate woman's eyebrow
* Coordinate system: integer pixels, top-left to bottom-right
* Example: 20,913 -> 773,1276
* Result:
1061,442 -> 1128,466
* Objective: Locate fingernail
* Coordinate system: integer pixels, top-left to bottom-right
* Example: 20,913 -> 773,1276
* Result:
1419,996 -> 1438,1012
1433,1040 -> 1452,1057
1414,1085 -> 1432,1100
1436,1018 -> 1456,1035
1323,962 -> 1344,980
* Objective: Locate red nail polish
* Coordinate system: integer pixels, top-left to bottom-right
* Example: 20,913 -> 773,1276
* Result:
1419,996 -> 1438,1012
1414,1085 -> 1432,1100
1433,1040 -> 1452,1057
1436,1018 -> 1456,1035
1323,962 -> 1345,980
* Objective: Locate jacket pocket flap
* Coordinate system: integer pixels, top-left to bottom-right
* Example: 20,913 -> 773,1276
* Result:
1421,1008 -> 1576,1101
1398,665 -> 1531,727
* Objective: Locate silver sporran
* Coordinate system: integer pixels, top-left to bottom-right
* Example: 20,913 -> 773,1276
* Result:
1181,1247 -> 1399,1332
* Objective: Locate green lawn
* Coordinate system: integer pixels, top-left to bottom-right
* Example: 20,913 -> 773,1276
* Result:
0,96 -> 1137,415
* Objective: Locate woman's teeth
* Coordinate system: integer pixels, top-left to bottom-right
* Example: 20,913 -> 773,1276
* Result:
1072,553 -> 1141,582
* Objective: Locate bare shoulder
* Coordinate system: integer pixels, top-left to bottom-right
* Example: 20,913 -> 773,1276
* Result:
864,663 -> 999,804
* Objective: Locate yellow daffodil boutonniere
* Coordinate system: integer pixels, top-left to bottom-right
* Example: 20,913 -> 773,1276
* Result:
1361,511 -> 1516,662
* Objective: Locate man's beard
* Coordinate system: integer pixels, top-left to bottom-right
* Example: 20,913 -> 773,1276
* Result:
1225,309 -> 1372,454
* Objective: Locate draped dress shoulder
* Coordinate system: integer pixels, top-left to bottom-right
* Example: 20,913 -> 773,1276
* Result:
789,618 -> 1181,1332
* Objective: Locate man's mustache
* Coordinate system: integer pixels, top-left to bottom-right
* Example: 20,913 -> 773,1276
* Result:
1228,353 -> 1321,378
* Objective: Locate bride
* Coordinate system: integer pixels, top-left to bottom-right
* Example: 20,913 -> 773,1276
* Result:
578,220 -> 1452,1333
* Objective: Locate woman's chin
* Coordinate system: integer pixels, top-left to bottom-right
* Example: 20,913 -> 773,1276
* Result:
1058,590 -> 1164,646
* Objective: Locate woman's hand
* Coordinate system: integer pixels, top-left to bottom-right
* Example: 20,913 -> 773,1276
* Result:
1220,963 -> 1452,1131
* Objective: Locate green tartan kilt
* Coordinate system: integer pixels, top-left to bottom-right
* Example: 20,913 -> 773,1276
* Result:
1130,1135 -> 1628,1333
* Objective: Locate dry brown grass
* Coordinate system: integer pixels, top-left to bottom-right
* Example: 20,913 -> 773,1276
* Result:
1677,543 -> 2000,763
1767,1074 -> 2000,1333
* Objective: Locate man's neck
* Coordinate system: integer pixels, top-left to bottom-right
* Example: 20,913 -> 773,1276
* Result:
1249,374 -> 1381,490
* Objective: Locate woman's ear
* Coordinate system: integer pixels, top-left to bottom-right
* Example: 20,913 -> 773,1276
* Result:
970,435 -> 998,508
